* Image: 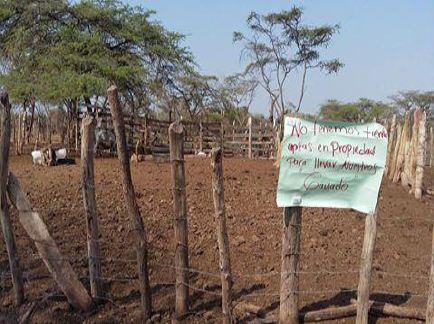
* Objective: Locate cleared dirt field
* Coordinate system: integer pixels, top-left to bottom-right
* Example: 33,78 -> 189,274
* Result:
1,155 -> 434,323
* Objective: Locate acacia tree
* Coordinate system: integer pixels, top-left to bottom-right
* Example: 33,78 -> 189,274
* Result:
234,7 -> 343,124
319,98 -> 393,122
0,0 -> 193,145
390,90 -> 434,116
169,71 -> 218,121
215,74 -> 257,125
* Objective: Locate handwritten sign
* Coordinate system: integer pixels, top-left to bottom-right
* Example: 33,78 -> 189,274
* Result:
276,117 -> 388,214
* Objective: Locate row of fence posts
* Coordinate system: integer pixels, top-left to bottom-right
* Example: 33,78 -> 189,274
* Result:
384,109 -> 431,199
2,86 -> 434,323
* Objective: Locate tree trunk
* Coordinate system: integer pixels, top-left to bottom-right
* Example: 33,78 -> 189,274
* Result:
27,98 -> 35,144
169,121 -> 189,319
107,85 -> 152,320
279,207 -> 302,324
20,104 -> 27,154
211,148 -> 233,324
0,92 -> 24,305
80,116 -> 102,298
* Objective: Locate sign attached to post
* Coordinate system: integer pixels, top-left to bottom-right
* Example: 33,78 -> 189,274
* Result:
277,117 -> 388,214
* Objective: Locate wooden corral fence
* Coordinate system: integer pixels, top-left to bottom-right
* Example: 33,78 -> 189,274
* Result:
2,89 -> 434,323
77,112 -> 274,159
223,117 -> 275,158
384,109 -> 433,199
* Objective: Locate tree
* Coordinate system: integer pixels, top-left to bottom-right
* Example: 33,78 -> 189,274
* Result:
234,7 -> 343,123
390,90 -> 434,115
0,0 -> 192,113
169,71 -> 218,121
319,98 -> 393,122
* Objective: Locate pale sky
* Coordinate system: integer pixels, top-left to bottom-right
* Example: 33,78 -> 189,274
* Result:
127,0 -> 434,115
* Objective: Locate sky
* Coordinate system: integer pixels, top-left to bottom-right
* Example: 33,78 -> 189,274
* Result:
126,0 -> 434,115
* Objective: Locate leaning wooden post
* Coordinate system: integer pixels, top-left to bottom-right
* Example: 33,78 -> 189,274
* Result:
107,85 -> 152,319
7,172 -> 92,310
169,121 -> 189,319
80,116 -> 102,298
279,207 -> 302,324
356,206 -> 379,324
211,148 -> 233,324
0,92 -> 24,305
248,116 -> 253,159
426,207 -> 434,322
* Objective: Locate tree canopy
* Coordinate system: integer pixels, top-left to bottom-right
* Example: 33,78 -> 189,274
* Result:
319,98 -> 393,122
0,0 -> 193,109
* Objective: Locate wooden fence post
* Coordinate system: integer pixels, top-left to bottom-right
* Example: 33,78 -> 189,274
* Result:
107,85 -> 152,319
356,206 -> 379,324
0,92 -> 24,305
80,116 -> 102,298
169,121 -> 189,319
430,126 -> 433,167
7,172 -> 92,310
426,207 -> 434,322
199,120 -> 203,153
279,207 -> 302,324
415,111 -> 426,199
211,148 -> 233,324
248,117 -> 253,159
384,115 -> 396,175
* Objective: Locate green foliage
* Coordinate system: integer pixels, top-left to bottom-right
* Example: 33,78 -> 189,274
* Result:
319,98 -> 394,122
390,90 -> 434,114
0,0 -> 192,106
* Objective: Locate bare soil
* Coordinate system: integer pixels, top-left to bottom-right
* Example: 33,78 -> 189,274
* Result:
1,155 -> 433,323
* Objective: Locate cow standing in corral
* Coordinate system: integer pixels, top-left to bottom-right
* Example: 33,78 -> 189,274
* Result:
94,117 -> 116,154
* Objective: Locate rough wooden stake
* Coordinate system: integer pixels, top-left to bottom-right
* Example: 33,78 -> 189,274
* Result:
408,110 -> 420,189
401,112 -> 412,187
169,121 -> 189,319
430,126 -> 433,167
248,117 -> 253,159
414,110 -> 426,199
356,206 -> 378,324
279,207 -> 302,324
199,120 -> 203,153
107,85 -> 152,319
80,116 -> 102,298
393,115 -> 409,183
0,92 -> 24,305
211,148 -> 233,324
7,172 -> 92,310
384,115 -> 396,176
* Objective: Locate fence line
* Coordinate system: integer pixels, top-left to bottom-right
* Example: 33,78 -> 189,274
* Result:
1,249 -> 430,280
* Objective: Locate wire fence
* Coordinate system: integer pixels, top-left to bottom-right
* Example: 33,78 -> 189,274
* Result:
1,178 -> 433,316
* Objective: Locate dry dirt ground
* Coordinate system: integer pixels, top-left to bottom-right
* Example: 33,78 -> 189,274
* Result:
1,155 -> 433,323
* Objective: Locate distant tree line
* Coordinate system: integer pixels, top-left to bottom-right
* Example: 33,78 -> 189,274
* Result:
319,90 -> 434,123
